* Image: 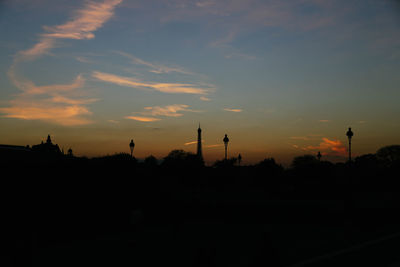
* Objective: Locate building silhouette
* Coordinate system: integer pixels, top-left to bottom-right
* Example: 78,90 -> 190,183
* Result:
197,124 -> 203,160
32,134 -> 62,155
0,144 -> 32,162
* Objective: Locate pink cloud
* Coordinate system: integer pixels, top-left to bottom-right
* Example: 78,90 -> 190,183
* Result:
184,141 -> 198,146
223,108 -> 242,112
42,0 -> 123,40
92,71 -> 210,95
3,1 -> 122,126
0,100 -> 93,126
306,137 -> 347,156
125,116 -> 161,122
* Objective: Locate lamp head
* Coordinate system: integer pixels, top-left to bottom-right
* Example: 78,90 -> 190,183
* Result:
223,134 -> 229,144
346,127 -> 353,139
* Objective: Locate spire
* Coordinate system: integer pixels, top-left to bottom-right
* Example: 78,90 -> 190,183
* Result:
197,123 -> 203,160
46,134 -> 52,144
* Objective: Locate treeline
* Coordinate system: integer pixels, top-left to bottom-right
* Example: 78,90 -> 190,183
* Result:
4,145 -> 400,267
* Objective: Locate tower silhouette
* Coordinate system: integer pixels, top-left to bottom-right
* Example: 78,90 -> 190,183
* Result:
197,124 -> 203,160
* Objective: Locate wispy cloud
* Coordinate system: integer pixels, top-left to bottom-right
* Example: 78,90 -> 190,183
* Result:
158,0 -> 339,50
125,104 -> 197,122
1,73 -> 98,125
292,137 -> 347,157
206,144 -> 224,148
115,51 -> 194,75
2,0 -> 122,126
184,141 -> 198,146
144,104 -> 195,117
92,71 -> 211,95
75,56 -> 92,63
18,38 -> 56,60
319,119 -> 330,123
42,0 -> 123,40
200,96 -> 211,101
9,74 -> 85,95
0,98 -> 93,126
14,0 -> 122,61
223,108 -> 242,112
125,116 -> 161,122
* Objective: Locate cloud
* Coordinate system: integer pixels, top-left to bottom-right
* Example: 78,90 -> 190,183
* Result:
125,104 -> 197,122
18,38 -> 55,60
75,56 -> 92,63
306,137 -> 347,156
291,136 -> 347,157
206,144 -> 224,148
143,104 -> 194,117
125,116 -> 161,122
223,108 -> 242,112
319,119 -> 330,123
184,141 -> 198,146
157,0 -> 338,48
200,96 -> 211,101
1,74 -> 97,125
92,71 -> 211,95
115,51 -> 194,75
42,0 -> 123,40
2,0 -> 122,126
13,0 -> 122,61
0,99 -> 93,126
50,95 -> 98,105
9,74 -> 85,95
290,134 -> 322,141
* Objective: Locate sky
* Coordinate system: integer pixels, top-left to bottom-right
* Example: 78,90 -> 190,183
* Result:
0,0 -> 399,165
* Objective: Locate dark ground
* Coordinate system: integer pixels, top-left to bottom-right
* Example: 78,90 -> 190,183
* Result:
4,157 -> 400,267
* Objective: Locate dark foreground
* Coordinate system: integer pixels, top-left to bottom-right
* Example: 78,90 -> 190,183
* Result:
4,158 -> 400,267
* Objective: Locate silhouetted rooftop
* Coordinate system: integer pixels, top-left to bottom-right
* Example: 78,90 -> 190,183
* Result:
0,144 -> 31,152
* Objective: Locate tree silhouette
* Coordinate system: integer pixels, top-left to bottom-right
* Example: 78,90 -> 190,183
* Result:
144,155 -> 158,168
376,145 -> 400,167
354,153 -> 379,169
255,158 -> 284,175
162,149 -> 203,169
212,157 -> 237,168
291,155 -> 319,169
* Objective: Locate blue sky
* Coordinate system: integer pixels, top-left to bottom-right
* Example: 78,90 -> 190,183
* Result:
1,0 -> 399,164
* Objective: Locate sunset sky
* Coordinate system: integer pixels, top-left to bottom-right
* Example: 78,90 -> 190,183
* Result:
1,0 -> 399,165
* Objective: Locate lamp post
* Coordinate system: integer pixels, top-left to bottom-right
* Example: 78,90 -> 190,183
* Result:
129,139 -> 135,157
223,134 -> 229,160
346,127 -> 353,163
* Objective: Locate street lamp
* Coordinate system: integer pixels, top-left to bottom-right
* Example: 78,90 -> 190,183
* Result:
223,134 -> 229,160
129,139 -> 135,157
346,127 -> 353,163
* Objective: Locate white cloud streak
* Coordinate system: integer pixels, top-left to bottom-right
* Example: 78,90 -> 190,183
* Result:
125,104 -> 198,122
1,0 -> 122,126
223,108 -> 242,112
143,104 -> 193,117
125,116 -> 161,122
115,51 -> 194,75
184,141 -> 198,146
42,0 -> 123,40
92,71 -> 211,95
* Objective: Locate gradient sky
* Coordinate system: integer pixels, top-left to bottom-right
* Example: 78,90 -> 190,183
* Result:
1,0 -> 399,165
